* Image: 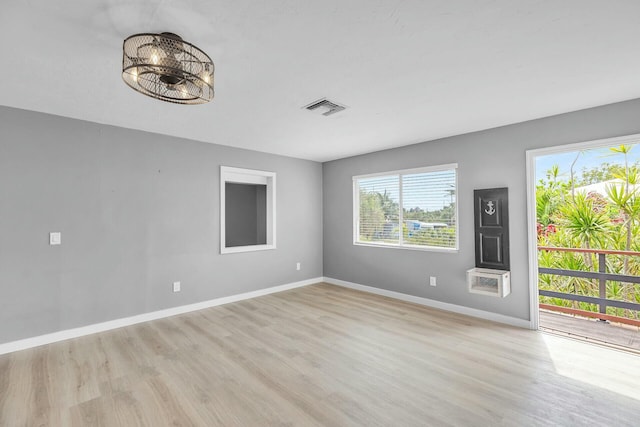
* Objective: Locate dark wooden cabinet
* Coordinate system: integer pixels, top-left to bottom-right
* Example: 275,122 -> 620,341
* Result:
474,187 -> 510,270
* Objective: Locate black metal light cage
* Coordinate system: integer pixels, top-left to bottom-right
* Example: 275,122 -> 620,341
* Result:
122,33 -> 214,105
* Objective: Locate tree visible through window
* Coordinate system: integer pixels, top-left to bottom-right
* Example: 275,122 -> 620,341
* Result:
354,164 -> 458,250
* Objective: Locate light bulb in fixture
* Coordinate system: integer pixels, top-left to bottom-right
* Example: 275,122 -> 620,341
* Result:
150,51 -> 160,65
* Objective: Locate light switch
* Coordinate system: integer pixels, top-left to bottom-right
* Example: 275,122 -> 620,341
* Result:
49,232 -> 61,245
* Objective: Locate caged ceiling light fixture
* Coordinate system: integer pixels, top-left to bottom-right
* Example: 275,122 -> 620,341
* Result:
122,32 -> 214,105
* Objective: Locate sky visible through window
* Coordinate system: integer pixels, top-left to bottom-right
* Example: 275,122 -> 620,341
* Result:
358,170 -> 456,212
536,145 -> 640,181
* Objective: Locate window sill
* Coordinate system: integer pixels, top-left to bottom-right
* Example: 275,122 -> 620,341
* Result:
221,244 -> 276,254
353,241 -> 458,253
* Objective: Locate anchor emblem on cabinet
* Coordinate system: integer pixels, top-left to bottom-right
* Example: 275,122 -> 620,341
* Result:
484,201 -> 496,215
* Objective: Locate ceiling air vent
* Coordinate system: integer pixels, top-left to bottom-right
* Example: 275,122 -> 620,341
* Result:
303,98 -> 347,116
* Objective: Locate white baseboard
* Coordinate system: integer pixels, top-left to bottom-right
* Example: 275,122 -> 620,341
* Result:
0,277 -> 322,356
322,277 -> 532,329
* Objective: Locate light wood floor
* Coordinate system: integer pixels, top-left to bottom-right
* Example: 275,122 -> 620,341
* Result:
1,283 -> 639,426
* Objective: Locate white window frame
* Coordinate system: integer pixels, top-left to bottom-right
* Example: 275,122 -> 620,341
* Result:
220,166 -> 276,254
353,163 -> 458,252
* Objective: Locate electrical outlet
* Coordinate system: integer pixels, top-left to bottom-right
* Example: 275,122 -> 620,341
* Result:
296,262 -> 301,271
49,232 -> 61,245
173,281 -> 181,292
429,276 -> 437,287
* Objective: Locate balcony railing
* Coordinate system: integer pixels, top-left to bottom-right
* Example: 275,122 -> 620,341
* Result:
537,246 -> 640,327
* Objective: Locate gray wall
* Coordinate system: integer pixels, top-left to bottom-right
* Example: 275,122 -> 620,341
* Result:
0,106 -> 323,344
323,98 -> 640,321
225,183 -> 267,247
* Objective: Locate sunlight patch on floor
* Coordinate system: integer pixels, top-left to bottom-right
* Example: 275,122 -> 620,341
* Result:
542,332 -> 640,401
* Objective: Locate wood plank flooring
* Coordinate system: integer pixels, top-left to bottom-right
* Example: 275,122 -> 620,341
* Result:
1,283 -> 639,426
540,309 -> 640,352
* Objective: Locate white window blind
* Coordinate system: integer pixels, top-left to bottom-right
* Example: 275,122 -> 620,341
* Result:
353,164 -> 458,251
357,175 -> 399,245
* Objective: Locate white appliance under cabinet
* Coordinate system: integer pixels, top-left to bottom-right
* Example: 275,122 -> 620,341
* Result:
467,268 -> 510,297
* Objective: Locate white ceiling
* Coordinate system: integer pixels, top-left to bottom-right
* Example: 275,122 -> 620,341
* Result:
1,1 -> 640,162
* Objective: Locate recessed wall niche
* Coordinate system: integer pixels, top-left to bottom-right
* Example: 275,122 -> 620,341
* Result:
220,166 -> 276,254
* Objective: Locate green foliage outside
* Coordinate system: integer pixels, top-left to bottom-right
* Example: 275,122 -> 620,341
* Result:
537,145 -> 640,321
358,190 -> 456,248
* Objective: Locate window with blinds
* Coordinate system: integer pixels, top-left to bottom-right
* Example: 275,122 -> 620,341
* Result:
353,164 -> 458,251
